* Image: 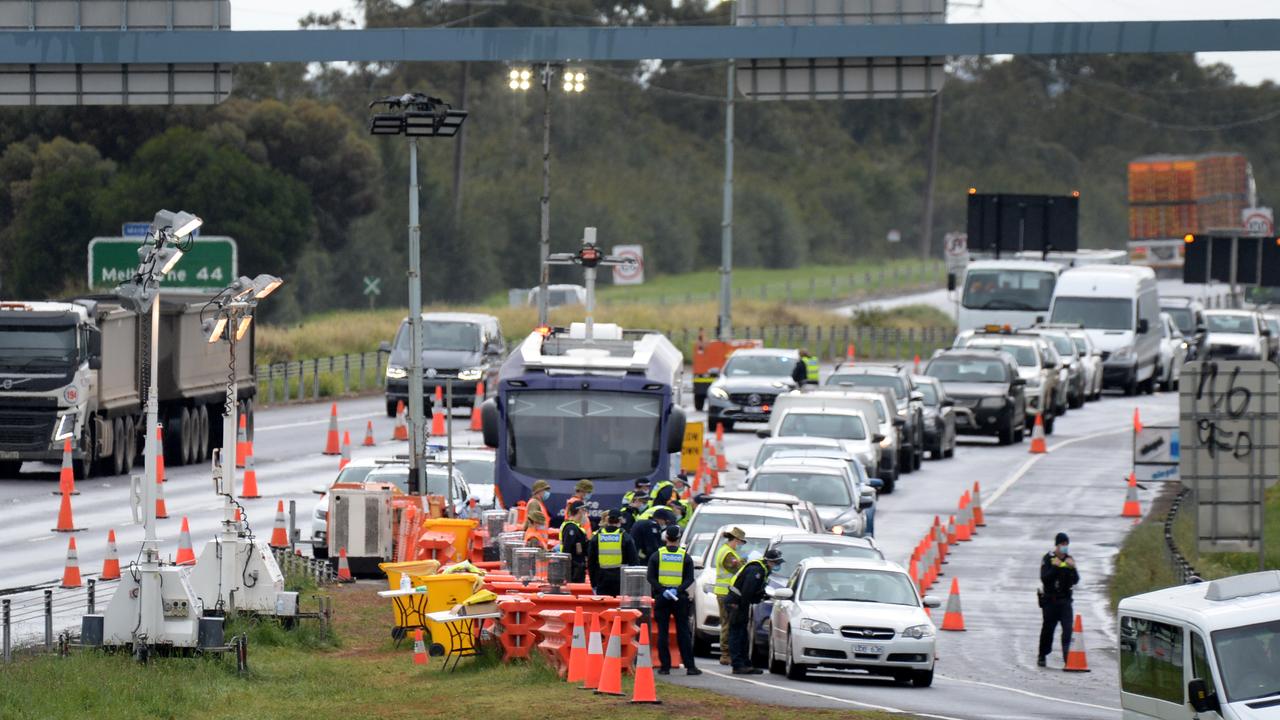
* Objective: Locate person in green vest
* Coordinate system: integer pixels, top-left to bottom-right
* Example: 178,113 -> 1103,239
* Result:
713,527 -> 747,665
620,491 -> 649,533
725,548 -> 784,674
800,348 -> 820,384
558,500 -> 590,584
646,524 -> 701,675
621,478 -> 650,508
648,477 -> 674,507
587,508 -> 637,596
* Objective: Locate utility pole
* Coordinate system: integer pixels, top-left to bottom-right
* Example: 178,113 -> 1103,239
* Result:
407,137 -> 426,496
537,63 -> 553,326
717,0 -> 737,342
451,0 -> 471,232
920,90 -> 943,260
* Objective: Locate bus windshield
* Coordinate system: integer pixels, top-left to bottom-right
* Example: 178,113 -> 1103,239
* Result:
1050,297 -> 1134,331
505,390 -> 662,479
962,269 -> 1056,312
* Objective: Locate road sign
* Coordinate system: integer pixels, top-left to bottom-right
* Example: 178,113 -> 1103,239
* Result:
1179,360 -> 1280,556
1242,207 -> 1274,235
88,237 -> 238,291
886,229 -> 902,244
966,193 -> 1080,254
1133,426 -> 1180,482
610,245 -> 644,286
681,421 -> 705,474
944,232 -> 969,274
121,222 -> 152,238
363,277 -> 382,296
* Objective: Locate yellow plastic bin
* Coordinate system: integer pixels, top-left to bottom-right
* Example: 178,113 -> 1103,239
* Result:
378,560 -> 442,592
421,518 -> 479,562
419,573 -> 483,654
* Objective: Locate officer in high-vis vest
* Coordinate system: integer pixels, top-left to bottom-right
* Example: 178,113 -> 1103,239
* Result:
621,478 -> 650,508
587,508 -> 637,596
800,348 -> 820,384
712,527 -> 747,665
558,500 -> 590,584
725,548 -> 783,674
646,524 -> 701,676
620,491 -> 648,533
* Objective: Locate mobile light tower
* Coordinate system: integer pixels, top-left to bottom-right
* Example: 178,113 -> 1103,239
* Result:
546,227 -> 634,341
186,274 -> 295,617
508,64 -> 587,326
98,210 -> 207,657
369,92 -> 468,497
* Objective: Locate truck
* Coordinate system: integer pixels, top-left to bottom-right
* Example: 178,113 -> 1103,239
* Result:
480,321 -> 686,524
1127,153 -> 1259,277
0,293 -> 255,478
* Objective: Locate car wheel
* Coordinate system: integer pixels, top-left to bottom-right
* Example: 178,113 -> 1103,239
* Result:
719,420 -> 734,433
693,629 -> 713,657
313,546 -> 328,560
1069,390 -> 1084,409
899,447 -> 913,475
752,621 -> 771,668
768,627 -> 785,674
784,632 -> 807,680
912,448 -> 923,471
1014,425 -> 1024,443
912,668 -> 935,687
997,424 -> 1013,445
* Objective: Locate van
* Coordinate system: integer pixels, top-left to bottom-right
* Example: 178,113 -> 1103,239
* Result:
1048,265 -> 1160,396
1117,571 -> 1280,719
380,312 -> 505,416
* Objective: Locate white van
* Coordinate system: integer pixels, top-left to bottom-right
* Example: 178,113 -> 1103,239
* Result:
1049,265 -> 1161,395
956,259 -> 1064,332
1118,571 -> 1280,720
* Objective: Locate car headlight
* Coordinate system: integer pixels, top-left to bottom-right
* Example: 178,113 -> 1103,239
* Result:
457,366 -> 484,381
979,397 -> 1005,409
709,386 -> 729,400
797,618 -> 834,634
903,623 -> 935,639
385,365 -> 408,379
1111,347 -> 1133,361
1024,376 -> 1041,389
879,434 -> 893,448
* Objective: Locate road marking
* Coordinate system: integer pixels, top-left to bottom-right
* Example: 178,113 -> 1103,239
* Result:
26,534 -> 55,543
254,410 -> 383,433
701,669 -> 967,720
935,674 -> 1119,713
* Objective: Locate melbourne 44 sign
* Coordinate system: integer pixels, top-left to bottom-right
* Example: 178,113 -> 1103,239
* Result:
88,237 -> 239,291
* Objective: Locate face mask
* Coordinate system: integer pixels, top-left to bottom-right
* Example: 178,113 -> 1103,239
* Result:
583,493 -> 592,500
1057,544 -> 1068,555
541,491 -> 551,501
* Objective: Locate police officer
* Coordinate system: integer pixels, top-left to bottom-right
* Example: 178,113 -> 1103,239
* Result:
620,491 -> 648,533
588,508 -> 637,596
1038,531 -> 1079,668
646,524 -> 700,676
631,507 -> 675,562
725,548 -> 783,674
558,500 -> 590,584
712,527 -> 747,665
622,479 -> 650,507
799,348 -> 820,384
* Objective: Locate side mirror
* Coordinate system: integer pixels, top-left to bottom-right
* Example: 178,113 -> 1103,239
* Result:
868,478 -> 884,490
736,461 -> 750,471
313,485 -> 328,495
1035,315 -> 1045,324
872,433 -> 886,444
480,398 -> 500,448
756,429 -> 771,439
910,391 -> 924,403
1011,377 -> 1026,387
1060,360 -> 1070,369
693,558 -> 705,570
858,494 -> 873,510
767,587 -> 793,600
1262,327 -> 1273,337
1195,323 -> 1207,335
1187,679 -> 1219,714
88,355 -> 102,370
708,367 -> 721,378
941,398 -> 955,408
1137,318 -> 1150,334
378,340 -> 392,353
666,406 -> 687,455
87,327 -> 102,357
922,595 -> 942,608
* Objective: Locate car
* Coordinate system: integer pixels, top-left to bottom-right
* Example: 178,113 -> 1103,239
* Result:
763,449 -> 880,535
823,364 -> 925,473
774,389 -> 901,487
1260,312 -> 1280,361
1203,310 -> 1271,361
1062,328 -> 1104,401
767,557 -> 941,686
706,348 -> 807,432
1160,296 -> 1207,360
910,375 -> 957,459
381,311 -> 506,416
762,405 -> 881,477
683,493 -> 818,561
525,283 -> 586,309
1023,327 -> 1088,409
961,335 -> 1057,434
738,436 -> 855,476
1156,312 -> 1188,392
425,446 -> 500,510
691,524 -> 809,656
744,460 -> 869,537
924,349 -> 1027,445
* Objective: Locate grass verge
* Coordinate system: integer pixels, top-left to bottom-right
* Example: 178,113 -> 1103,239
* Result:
0,583 -> 900,720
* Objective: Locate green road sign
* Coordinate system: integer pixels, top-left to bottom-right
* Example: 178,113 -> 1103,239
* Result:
88,237 -> 238,290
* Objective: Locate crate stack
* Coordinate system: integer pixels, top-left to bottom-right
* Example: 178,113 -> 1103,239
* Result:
1128,153 -> 1255,240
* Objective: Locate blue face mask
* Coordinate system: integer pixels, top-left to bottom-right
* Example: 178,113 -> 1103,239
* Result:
1057,544 -> 1069,556
541,490 -> 551,501
583,493 -> 593,500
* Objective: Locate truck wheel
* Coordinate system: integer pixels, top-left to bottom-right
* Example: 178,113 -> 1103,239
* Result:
112,417 -> 127,476
73,426 -> 97,479
164,412 -> 185,466
182,406 -> 197,466
195,404 -> 210,464
122,416 -> 136,474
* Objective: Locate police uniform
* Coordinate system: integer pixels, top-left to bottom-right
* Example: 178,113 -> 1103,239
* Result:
726,555 -> 775,673
646,539 -> 699,674
587,519 -> 637,596
558,517 -> 590,584
712,537 -> 744,664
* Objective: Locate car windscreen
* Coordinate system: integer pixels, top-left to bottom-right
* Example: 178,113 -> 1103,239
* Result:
751,472 -> 851,507
1050,297 -> 1134,331
396,320 -> 482,352
724,354 -> 798,377
1163,307 -> 1195,334
798,568 -> 918,605
825,373 -> 906,399
333,465 -> 378,486
1071,336 -> 1089,354
1043,334 -> 1075,357
772,541 -> 882,577
687,513 -> 796,556
1206,314 -> 1256,334
768,452 -> 860,481
365,467 -> 453,495
926,358 -> 1009,383
505,390 -> 661,479
969,342 -> 1036,367
778,413 -> 866,441
915,383 -> 939,405
447,458 -> 494,489
753,443 -> 825,468
1211,618 -> 1280,703
961,269 -> 1056,312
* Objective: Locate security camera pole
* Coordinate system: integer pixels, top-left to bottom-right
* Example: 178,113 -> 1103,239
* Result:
546,227 -> 635,341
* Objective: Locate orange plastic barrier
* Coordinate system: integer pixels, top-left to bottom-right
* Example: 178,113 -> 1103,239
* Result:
495,598 -> 539,661
535,608 -> 576,677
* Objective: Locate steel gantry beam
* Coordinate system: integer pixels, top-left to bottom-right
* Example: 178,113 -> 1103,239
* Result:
3,20 -> 1280,64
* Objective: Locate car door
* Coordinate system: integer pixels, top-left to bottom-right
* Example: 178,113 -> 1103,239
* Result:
771,568 -> 801,654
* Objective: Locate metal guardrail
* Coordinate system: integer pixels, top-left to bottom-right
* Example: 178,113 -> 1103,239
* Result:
1164,487 -> 1201,584
256,350 -> 387,404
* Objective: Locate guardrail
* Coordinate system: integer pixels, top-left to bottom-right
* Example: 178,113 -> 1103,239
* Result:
1163,487 -> 1201,584
256,351 -> 388,405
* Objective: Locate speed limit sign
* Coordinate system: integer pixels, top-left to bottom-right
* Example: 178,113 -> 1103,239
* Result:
1242,207 -> 1274,235
611,245 -> 644,285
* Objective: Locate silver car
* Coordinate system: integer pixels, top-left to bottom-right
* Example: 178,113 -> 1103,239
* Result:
744,460 -> 868,537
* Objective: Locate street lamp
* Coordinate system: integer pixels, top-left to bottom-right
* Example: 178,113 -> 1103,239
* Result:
368,93 -> 468,497
508,64 -> 588,325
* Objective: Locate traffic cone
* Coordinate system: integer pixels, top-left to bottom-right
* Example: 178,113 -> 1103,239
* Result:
594,615 -> 624,696
1133,407 -> 1143,434
1029,413 -> 1047,454
933,516 -> 948,563
393,400 -> 408,441
269,500 -> 289,548
955,493 -> 973,541
470,382 -> 485,432
363,420 -> 376,447
945,515 -> 957,545
240,453 -> 260,499
175,516 -> 195,565
972,481 -> 987,526
235,414 -> 250,468
940,578 -> 966,631
965,491 -> 978,536
630,623 -> 662,704
154,474 -> 168,519
913,354 -> 921,374
55,439 -> 78,495
431,387 -> 446,437
339,431 -> 352,470
156,425 -> 166,482
60,537 -> 82,588
413,627 -> 428,665
1063,615 -> 1091,672
52,489 -> 82,532
101,529 -> 121,580
581,613 -> 604,690
846,343 -> 856,364
567,606 -> 588,683
336,547 -> 354,582
908,556 -> 920,591
1122,472 -> 1142,518
323,403 -> 341,455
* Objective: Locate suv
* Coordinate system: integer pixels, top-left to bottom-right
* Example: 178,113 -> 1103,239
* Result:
824,365 -> 925,473
381,312 -> 506,416
706,348 -> 806,431
961,336 -> 1057,434
1160,296 -> 1207,360
924,349 -> 1026,445
1203,310 -> 1271,361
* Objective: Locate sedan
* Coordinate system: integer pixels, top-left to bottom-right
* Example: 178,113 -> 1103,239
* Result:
768,557 -> 941,686
745,461 -> 869,537
1156,312 -> 1187,392
924,350 -> 1027,445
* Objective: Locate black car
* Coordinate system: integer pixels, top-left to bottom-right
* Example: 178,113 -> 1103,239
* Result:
380,312 -> 506,416
911,374 -> 957,459
705,348 -> 806,431
923,350 -> 1026,445
825,364 -> 925,473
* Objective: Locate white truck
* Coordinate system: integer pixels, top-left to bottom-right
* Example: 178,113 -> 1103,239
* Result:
955,253 -> 1130,333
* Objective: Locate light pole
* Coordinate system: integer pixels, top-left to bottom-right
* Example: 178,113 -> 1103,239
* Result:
369,93 -> 468,496
718,1 -> 737,342
509,64 -> 587,326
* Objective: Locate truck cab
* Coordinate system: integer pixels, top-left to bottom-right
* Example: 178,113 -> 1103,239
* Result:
956,260 -> 1063,333
1118,571 -> 1280,720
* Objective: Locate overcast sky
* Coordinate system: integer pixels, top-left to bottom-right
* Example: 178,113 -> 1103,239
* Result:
234,1 -> 1280,85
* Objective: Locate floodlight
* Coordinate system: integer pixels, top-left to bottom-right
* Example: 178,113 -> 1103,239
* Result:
205,317 -> 227,343
150,209 -> 176,236
115,281 -> 152,313
369,113 -> 405,135
155,245 -> 185,275
251,274 -> 283,299
171,211 -> 203,239
235,316 -> 253,341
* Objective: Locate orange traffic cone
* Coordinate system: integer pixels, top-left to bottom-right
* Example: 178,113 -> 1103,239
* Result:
175,516 -> 196,565
846,343 -> 856,364
1063,615 -> 1091,672
972,481 -> 987,526
714,424 -> 727,472
913,354 -> 921,374
323,403 -> 341,455
594,615 -> 624,696
431,387 -> 446,437
955,493 -> 973,541
156,425 -> 166,482
336,547 -> 354,582
1122,472 -> 1142,518
55,439 -> 78,496
470,382 -> 485,432
630,623 -> 662,704
933,516 -> 948,563
52,489 -> 82,532
154,473 -> 168,519
582,613 -> 604,690
940,578 -> 966,631
240,453 -> 260,499
101,529 -> 120,580
339,431 -> 352,470
393,400 -> 408,441
567,606 -> 588,683
1029,413 -> 1047,454
412,627 -> 428,665
363,420 -> 376,447
1133,407 -> 1143,434
60,537 -> 82,588
269,500 -> 289,548
945,515 -> 958,545
236,414 -> 250,468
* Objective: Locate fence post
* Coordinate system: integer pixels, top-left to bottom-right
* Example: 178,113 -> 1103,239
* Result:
3,598 -> 10,663
785,281 -> 792,303
808,277 -> 816,304
87,578 -> 96,616
44,589 -> 52,651
282,363 -> 290,402
312,360 -> 320,400
343,355 -> 351,395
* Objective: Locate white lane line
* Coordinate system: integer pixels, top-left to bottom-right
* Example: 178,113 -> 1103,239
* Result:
935,674 -> 1119,713
255,410 -> 383,433
985,421 -> 1143,510
701,669 -> 967,720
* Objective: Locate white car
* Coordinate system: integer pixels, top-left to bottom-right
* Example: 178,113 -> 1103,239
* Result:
683,494 -> 816,561
761,407 -> 881,474
768,557 -> 941,686
1157,312 -> 1188,392
1065,328 -> 1104,401
737,436 -> 852,476
426,446 -> 500,510
744,460 -> 868,537
1203,310 -> 1270,361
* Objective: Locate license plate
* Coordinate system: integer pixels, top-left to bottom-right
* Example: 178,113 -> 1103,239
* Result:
743,406 -> 765,414
0,451 -> 18,459
853,644 -> 883,654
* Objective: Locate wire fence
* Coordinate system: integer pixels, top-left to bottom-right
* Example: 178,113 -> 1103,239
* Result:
1164,487 -> 1201,584
256,351 -> 388,405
